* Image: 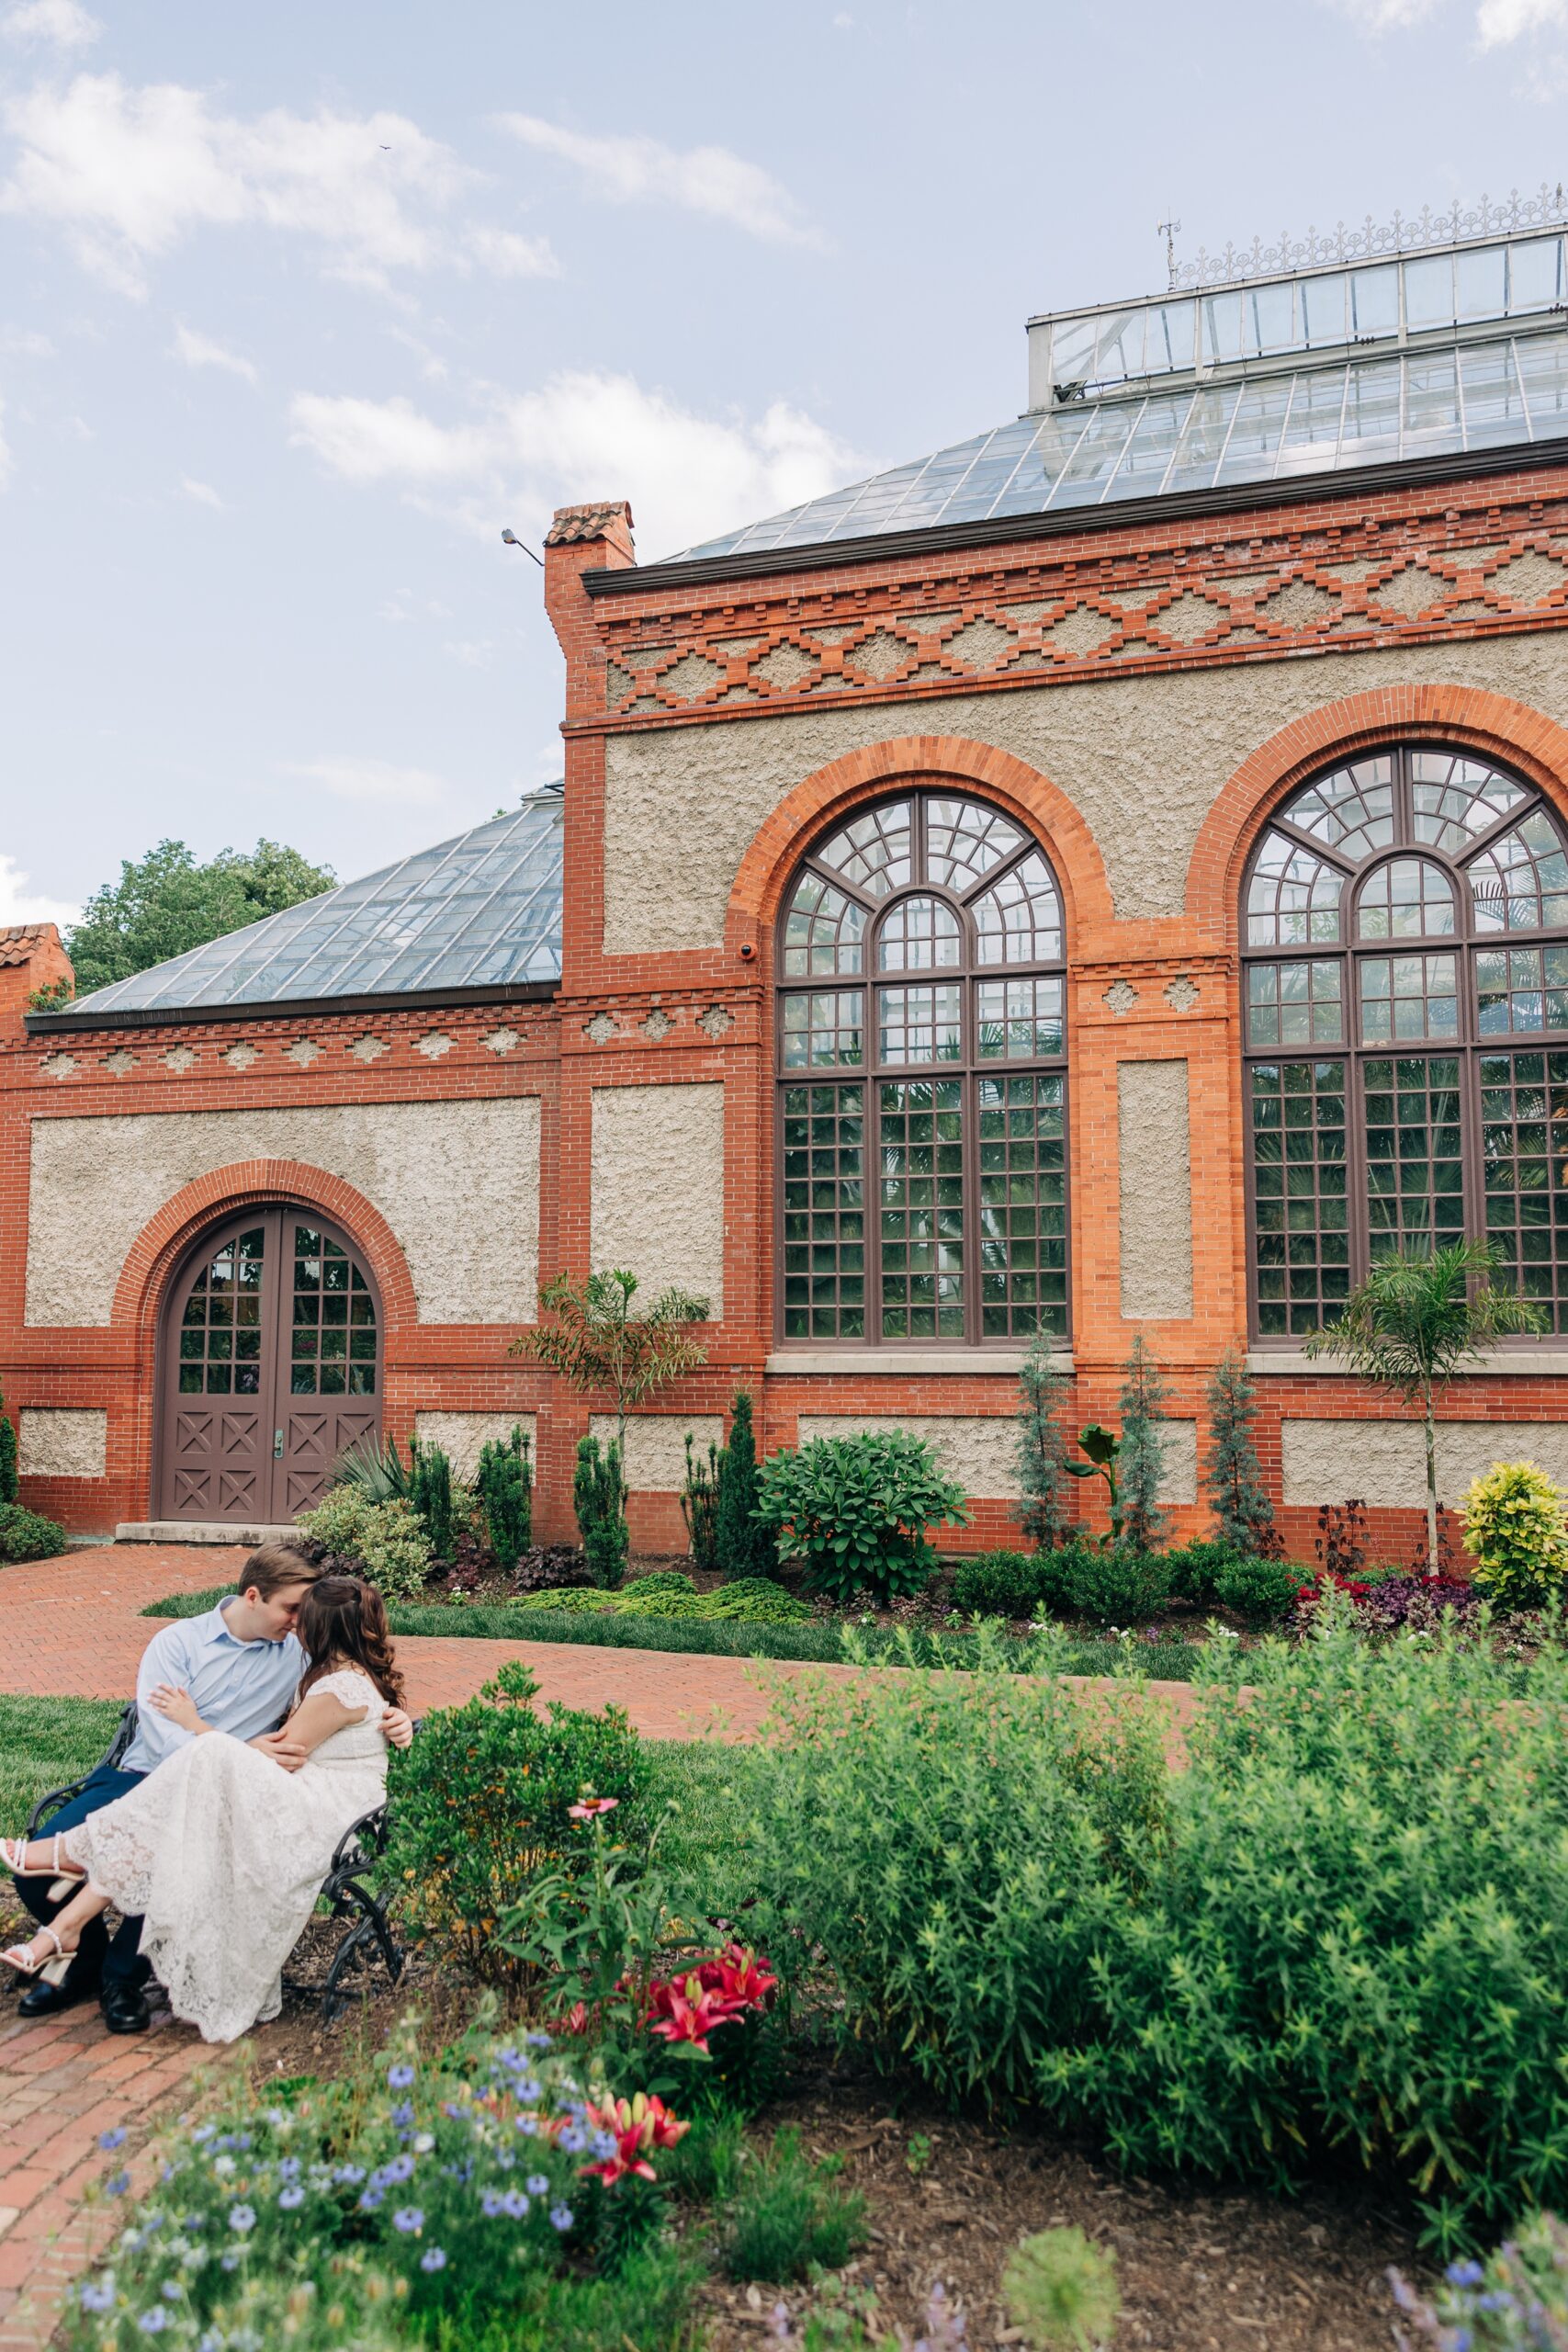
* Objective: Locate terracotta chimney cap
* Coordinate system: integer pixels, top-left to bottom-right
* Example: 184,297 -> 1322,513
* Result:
546,501 -> 634,547
0,922 -> 60,967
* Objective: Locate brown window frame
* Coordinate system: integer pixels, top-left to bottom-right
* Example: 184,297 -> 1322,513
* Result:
1242,741 -> 1568,1343
774,787 -> 1071,1351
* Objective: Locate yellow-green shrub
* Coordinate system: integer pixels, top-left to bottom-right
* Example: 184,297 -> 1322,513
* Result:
1461,1460 -> 1568,1608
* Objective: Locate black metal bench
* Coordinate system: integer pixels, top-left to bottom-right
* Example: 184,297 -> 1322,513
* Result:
25,1703 -> 406,2023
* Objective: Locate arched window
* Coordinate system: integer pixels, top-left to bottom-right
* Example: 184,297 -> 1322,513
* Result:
778,790 -> 1068,1345
1243,745 -> 1568,1338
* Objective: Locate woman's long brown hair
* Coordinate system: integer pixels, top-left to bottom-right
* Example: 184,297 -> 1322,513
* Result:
296,1576 -> 406,1709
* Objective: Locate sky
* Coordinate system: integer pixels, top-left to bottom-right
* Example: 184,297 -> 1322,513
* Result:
3,0 -> 1568,931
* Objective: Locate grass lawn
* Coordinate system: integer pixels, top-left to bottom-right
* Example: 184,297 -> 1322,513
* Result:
143,1583 -> 1204,1680
0,1692 -> 125,1830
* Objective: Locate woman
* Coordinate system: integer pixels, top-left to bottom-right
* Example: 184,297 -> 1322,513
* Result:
2,1576 -> 403,2043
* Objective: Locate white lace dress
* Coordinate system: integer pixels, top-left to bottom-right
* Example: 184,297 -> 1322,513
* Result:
67,1669 -> 389,2044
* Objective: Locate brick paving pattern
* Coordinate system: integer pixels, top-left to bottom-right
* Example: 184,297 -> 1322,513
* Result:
0,1542 -> 1203,2345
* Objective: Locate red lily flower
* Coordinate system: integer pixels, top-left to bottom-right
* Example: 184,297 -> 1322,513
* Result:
581,2092 -> 689,2184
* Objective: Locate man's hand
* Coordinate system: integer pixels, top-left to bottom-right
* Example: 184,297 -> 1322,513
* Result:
248,1729 -> 308,1773
149,1683 -> 206,1736
383,1706 -> 414,1751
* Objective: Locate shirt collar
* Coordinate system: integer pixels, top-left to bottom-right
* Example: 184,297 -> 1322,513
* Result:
206,1600 -> 289,1652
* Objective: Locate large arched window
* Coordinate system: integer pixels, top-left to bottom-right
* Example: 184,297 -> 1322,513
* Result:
1243,745 -> 1568,1338
777,790 -> 1068,1345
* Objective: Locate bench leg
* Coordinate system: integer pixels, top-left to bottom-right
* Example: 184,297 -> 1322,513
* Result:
320,1882 -> 404,2023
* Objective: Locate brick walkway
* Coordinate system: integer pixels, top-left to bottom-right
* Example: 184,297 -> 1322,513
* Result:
0,1541 -> 1202,2346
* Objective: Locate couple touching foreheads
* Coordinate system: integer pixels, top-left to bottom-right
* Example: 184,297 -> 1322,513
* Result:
4,1543 -> 412,2045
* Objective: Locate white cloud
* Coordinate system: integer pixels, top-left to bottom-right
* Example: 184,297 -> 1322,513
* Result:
286,755 -> 450,808
181,476 -> 222,508
496,115 -> 821,248
0,853 -> 79,930
288,368 -> 871,560
0,324 -> 52,356
1477,0 -> 1568,35
2,0 -> 100,51
0,74 -> 479,296
171,321 -> 257,383
463,223 -> 558,279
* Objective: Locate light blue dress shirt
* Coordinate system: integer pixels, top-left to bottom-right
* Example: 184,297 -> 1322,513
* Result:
122,1601 -> 305,1775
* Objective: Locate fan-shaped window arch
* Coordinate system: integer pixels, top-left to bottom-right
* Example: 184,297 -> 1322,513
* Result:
778,789 -> 1068,1345
1242,743 -> 1568,1337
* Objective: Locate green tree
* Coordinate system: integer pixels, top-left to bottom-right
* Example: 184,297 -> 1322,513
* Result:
1202,1346 -> 1277,1555
0,1390 -> 17,1507
66,837 -> 336,994
715,1388 -> 777,1582
1015,1331 -> 1070,1548
1304,1238 -> 1545,1576
1115,1336 -> 1168,1555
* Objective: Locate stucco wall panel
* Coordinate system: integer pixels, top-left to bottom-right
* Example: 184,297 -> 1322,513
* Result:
25,1099 -> 541,1328
1118,1061 -> 1193,1319
413,1412 -> 538,1481
603,634 -> 1568,949
1281,1417 -> 1568,1507
798,1412 -> 1198,1505
590,1082 -> 725,1315
590,1413 -> 724,1490
19,1407 -> 107,1478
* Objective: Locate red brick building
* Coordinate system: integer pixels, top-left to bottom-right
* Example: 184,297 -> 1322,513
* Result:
11,218 -> 1568,1559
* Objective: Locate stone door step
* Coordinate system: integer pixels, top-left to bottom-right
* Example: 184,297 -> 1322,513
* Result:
116,1521 -> 297,1546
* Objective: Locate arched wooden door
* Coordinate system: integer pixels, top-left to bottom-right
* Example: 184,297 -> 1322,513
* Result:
158,1208 -> 381,1523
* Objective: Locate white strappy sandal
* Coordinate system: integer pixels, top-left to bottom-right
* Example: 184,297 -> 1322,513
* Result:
1,1834 -> 85,1900
1,1925 -> 72,1987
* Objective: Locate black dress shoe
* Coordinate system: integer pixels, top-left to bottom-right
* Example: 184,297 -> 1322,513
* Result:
100,1982 -> 151,2035
18,1973 -> 96,2018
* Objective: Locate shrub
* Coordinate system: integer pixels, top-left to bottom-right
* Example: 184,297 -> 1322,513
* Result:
1212,1554 -> 1299,1623
574,1435 -> 628,1590
1391,2210 -> 1568,2348
386,1658 -> 649,1980
756,1430 -> 970,1605
330,1432 -> 411,1502
950,1549 -> 1043,1618
1116,1337 -> 1169,1555
716,1389 -> 777,1583
1164,1539 -> 1238,1604
750,1625 -> 1169,2105
477,1424 -> 533,1569
1003,2227 -> 1121,2352
721,2128 -> 866,2283
0,1406 -> 17,1505
1065,1544 -> 1171,1625
1463,1460 -> 1568,1608
516,1577 -> 809,1627
680,1432 -> 720,1573
297,1487 -> 432,1601
700,1578 -> 810,1624
1202,1346 -> 1277,1557
408,1438 -> 457,1561
1351,1572 -> 1480,1635
1016,1332 -> 1071,1549
0,1503 -> 66,1564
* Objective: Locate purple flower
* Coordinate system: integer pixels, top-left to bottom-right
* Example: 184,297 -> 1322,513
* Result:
392,2206 -> 424,2234
78,2278 -> 115,2313
480,2191 -> 504,2218
277,2186 -> 305,2210
137,2311 -> 169,2335
387,2063 -> 416,2089
525,2174 -> 549,2197
1446,2260 -> 1485,2289
525,2030 -> 552,2049
220,2251 -> 240,2273
556,2124 -> 588,2154
227,2205 -> 255,2233
419,2246 -> 447,2273
276,2158 -> 300,2181
99,2127 -> 128,2152
501,2188 -> 530,2220
105,2171 -> 130,2197
381,2154 -> 416,2185
548,2202 -> 574,2233
358,2188 -> 385,2211
390,2102 -> 414,2130
161,2284 -> 181,2302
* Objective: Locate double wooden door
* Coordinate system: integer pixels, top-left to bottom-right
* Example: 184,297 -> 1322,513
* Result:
158,1208 -> 380,1523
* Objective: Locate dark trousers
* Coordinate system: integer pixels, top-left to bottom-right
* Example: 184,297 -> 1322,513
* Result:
16,1762 -> 151,1997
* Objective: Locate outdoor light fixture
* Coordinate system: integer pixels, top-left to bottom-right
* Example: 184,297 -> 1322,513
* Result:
501,527 -> 544,567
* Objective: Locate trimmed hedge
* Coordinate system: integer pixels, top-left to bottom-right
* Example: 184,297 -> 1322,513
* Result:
142,1584 -> 1203,1680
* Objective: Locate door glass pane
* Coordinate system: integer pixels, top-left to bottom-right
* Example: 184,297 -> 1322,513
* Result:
780,1083 -> 865,1340
1363,1056 -> 1465,1254
879,1080 -> 964,1338
287,1225 -> 377,1396
1248,1060 -> 1349,1336
178,1225 -> 266,1400
1480,1050 -> 1568,1329
976,1072 -> 1067,1337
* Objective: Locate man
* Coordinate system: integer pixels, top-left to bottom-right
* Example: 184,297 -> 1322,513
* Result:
12,1540 -> 412,2034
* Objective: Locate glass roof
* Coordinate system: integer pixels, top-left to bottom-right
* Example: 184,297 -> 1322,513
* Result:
673,330 -> 1568,563
70,791 -> 563,1017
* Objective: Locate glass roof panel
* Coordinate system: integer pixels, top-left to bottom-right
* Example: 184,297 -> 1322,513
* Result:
69,792 -> 564,1016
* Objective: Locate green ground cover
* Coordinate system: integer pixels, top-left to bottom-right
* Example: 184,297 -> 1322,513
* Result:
0,1693 -> 123,1827
141,1584 -> 1203,1680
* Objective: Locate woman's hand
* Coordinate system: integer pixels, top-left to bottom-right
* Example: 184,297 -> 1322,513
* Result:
149,1682 -> 207,1736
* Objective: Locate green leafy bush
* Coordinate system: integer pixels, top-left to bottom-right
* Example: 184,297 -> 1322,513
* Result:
574,1434 -> 628,1589
1065,1545 -> 1171,1624
1212,1554 -> 1299,1623
716,1389 -> 777,1582
680,1432 -> 720,1573
386,1658 -> 649,1980
1462,1459 -> 1568,1607
0,1503 -> 66,1564
0,1405 -> 17,1505
332,1432 -> 411,1503
297,1487 -> 432,1601
950,1549 -> 1043,1618
1392,2210 -> 1568,2347
408,1438 -> 457,1561
517,1577 -> 809,1626
1003,2226 -> 1121,2352
477,1424 -> 533,1569
756,1430 -> 970,1605
1163,1539 -> 1238,1604
702,1578 -> 810,1624
721,2127 -> 866,2283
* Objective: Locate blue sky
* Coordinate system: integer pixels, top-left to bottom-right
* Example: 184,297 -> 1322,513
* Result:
2,0 -> 1565,927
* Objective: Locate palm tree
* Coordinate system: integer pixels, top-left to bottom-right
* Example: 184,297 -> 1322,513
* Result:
1303,1240 -> 1544,1575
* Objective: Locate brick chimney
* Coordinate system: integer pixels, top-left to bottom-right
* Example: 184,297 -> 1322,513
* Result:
0,924 -> 73,1032
543,501 -> 636,724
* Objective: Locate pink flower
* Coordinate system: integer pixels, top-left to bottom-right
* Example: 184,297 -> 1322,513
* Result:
581,2092 -> 688,2185
567,1795 -> 620,1822
645,1973 -> 744,2054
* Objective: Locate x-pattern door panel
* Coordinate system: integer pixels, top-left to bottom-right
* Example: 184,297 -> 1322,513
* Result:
159,1208 -> 381,1524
